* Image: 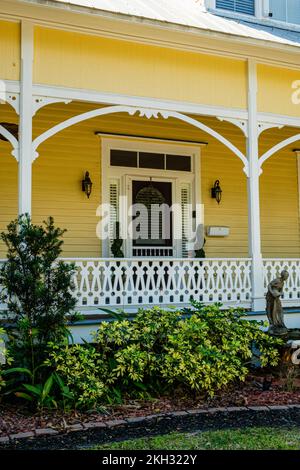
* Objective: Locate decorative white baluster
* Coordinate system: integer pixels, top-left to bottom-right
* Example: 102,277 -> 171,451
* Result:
61,258 -> 253,310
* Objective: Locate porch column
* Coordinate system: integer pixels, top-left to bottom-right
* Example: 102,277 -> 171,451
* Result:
247,59 -> 265,312
18,20 -> 34,215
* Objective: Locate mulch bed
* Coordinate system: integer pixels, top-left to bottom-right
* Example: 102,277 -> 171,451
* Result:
1,373 -> 300,438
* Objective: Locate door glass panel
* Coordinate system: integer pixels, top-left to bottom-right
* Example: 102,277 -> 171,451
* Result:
132,181 -> 172,247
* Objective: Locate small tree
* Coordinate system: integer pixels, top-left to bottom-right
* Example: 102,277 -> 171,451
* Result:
0,214 -> 79,373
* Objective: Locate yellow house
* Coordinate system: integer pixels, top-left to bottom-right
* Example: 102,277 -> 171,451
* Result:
1,0 -> 300,338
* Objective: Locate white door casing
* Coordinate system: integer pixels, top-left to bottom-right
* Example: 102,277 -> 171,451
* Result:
101,136 -> 201,257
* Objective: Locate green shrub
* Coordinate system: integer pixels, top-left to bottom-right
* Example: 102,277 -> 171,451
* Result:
94,308 -> 181,393
0,327 -> 11,396
0,328 -> 6,397
161,302 -> 282,395
2,303 -> 283,409
45,343 -> 107,410
0,214 -> 80,374
94,304 -> 282,398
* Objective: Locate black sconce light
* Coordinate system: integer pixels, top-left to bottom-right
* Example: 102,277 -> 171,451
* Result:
82,171 -> 93,198
211,180 -> 222,204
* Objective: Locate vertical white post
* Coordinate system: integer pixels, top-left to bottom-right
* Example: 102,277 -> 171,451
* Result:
247,59 -> 265,312
19,20 -> 33,215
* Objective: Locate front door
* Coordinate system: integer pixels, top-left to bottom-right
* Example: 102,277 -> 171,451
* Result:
131,180 -> 173,257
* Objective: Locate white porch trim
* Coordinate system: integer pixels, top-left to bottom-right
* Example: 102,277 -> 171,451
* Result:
31,83 -> 249,121
0,124 -> 18,160
260,132 -> 300,168
32,105 -> 249,173
19,20 -> 34,216
247,59 -> 265,312
101,136 -> 201,258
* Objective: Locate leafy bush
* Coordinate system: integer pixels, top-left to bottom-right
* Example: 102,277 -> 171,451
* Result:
45,343 -> 107,410
94,303 -> 282,398
0,214 -> 80,373
3,367 -> 58,410
0,327 -> 11,396
1,303 -> 283,409
94,308 -> 181,393
161,302 -> 282,395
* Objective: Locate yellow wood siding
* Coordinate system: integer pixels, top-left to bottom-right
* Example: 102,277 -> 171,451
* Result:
0,151 -> 18,257
32,123 -> 101,259
202,142 -> 248,258
0,20 -> 20,81
260,138 -> 300,258
34,27 -> 247,109
0,104 -> 18,257
258,64 -> 300,117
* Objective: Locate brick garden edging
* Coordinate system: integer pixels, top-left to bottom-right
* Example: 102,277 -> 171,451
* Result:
1,405 -> 300,450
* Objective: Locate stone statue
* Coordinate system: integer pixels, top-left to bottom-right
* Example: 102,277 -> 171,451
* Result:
266,270 -> 289,337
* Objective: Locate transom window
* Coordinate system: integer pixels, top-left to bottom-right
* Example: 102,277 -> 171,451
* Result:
110,150 -> 191,172
216,0 -> 255,15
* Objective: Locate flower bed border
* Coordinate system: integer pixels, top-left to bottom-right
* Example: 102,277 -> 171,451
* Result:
1,405 -> 300,450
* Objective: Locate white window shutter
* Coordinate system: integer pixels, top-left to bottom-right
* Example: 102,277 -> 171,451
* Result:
109,179 -> 120,254
180,183 -> 192,258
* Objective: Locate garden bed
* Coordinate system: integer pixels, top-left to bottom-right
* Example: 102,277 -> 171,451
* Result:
1,373 -> 300,439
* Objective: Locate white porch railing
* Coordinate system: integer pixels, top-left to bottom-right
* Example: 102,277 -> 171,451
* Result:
2,257 -> 300,312
64,258 -> 253,309
263,259 -> 300,307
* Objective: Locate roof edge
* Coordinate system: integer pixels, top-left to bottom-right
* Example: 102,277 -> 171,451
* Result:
13,0 -> 300,58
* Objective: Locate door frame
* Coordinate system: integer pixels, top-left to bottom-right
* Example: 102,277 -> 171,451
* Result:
101,135 -> 202,257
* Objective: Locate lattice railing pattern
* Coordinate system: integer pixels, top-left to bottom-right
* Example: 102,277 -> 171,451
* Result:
263,259 -> 300,305
3,257 -> 300,311
64,258 -> 252,309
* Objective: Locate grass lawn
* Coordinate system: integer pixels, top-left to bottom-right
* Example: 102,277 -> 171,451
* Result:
94,427 -> 300,450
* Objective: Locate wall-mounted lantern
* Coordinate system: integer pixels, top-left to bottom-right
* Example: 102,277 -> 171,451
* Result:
82,171 -> 93,198
211,180 -> 222,204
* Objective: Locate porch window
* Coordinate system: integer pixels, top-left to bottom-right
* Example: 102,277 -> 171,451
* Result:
216,0 -> 255,15
269,0 -> 300,25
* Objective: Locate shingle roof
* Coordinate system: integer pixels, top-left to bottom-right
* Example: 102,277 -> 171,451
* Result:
32,0 -> 300,49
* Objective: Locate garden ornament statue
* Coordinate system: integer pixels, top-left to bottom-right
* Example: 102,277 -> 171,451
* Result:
266,270 -> 289,337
